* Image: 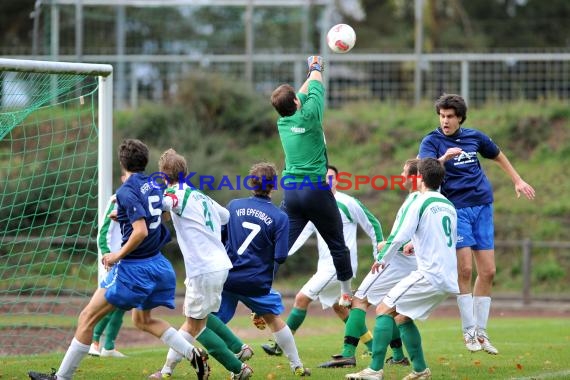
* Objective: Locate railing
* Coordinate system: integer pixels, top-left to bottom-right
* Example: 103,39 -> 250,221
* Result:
5,53 -> 570,109
496,240 -> 570,305
306,239 -> 570,305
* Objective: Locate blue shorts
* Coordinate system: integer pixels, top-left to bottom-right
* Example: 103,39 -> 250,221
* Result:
214,288 -> 285,324
102,253 -> 177,311
456,204 -> 494,250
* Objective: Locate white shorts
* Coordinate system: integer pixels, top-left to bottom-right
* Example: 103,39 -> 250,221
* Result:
299,268 -> 339,309
183,270 -> 229,319
383,270 -> 452,321
354,253 -> 417,306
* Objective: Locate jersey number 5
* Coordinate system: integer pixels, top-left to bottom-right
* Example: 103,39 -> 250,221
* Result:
148,195 -> 162,229
237,221 -> 261,255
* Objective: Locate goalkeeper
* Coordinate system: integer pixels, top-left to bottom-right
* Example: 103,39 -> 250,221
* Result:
271,55 -> 353,307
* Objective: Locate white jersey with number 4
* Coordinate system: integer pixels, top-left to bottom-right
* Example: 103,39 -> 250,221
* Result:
379,190 -> 459,293
163,184 -> 232,279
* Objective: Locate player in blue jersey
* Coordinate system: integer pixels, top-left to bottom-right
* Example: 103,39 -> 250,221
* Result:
418,94 -> 535,355
28,139 -> 209,380
215,162 -> 310,377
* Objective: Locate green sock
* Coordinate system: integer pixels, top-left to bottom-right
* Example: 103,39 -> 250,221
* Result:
206,314 -> 244,353
197,327 -> 243,373
103,309 -> 126,350
341,308 -> 367,357
398,320 -> 427,372
389,321 -> 405,361
93,312 -> 112,343
286,307 -> 307,332
369,315 -> 394,371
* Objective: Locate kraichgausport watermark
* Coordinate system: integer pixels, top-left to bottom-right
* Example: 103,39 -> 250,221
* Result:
148,171 -> 421,192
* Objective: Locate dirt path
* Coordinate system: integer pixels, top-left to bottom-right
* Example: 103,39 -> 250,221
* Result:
113,297 -> 570,349
2,297 -> 568,355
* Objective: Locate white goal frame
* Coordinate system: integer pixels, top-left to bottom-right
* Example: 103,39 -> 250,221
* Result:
0,58 -> 114,272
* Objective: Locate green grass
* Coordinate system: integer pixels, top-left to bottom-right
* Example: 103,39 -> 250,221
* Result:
2,315 -> 569,380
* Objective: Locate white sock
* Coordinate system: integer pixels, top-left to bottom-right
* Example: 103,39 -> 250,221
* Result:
162,348 -> 181,375
57,338 -> 90,380
160,327 -> 194,360
162,328 -> 198,374
474,296 -> 492,331
273,325 -> 302,369
179,328 -> 196,343
457,293 -> 475,332
340,280 -> 352,295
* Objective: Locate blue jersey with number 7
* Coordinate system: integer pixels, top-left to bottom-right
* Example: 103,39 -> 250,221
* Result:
115,172 -> 171,259
224,195 -> 289,296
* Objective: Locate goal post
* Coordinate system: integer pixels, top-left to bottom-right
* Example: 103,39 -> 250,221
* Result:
0,58 -> 113,355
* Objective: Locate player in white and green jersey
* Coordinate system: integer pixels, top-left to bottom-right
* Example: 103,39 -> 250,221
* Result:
149,149 -> 253,380
88,193 -> 128,358
346,158 -> 458,380
261,165 -> 383,357
271,56 -> 354,307
320,159 -> 420,369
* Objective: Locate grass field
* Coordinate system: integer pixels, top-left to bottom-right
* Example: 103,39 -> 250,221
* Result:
2,314 -> 569,380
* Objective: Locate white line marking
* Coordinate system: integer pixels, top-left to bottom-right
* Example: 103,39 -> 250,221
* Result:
511,369 -> 570,380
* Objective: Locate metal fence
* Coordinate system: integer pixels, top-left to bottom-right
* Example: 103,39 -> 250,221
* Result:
5,53 -> 570,110
4,0 -> 570,109
318,239 -> 570,304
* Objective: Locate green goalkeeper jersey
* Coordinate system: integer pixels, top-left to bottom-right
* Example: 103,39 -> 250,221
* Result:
277,80 -> 327,184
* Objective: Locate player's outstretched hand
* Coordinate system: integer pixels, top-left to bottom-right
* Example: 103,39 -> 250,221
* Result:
307,56 -> 324,74
515,178 -> 535,200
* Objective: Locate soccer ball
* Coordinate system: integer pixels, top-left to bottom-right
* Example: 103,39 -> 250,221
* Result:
327,24 -> 356,53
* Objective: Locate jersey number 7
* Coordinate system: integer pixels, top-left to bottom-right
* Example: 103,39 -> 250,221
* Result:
237,222 -> 261,255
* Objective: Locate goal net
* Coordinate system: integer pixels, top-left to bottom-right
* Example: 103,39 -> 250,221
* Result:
0,59 -> 113,355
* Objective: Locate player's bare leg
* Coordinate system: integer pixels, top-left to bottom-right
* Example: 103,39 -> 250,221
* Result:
133,310 -> 210,379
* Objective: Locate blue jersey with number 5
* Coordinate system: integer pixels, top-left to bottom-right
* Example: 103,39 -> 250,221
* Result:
115,173 -> 171,259
224,196 -> 289,296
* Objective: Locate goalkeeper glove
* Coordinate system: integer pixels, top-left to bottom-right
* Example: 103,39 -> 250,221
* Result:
307,55 -> 324,75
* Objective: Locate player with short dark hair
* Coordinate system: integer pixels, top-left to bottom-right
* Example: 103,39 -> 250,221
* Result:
419,93 -> 535,354
28,139 -> 209,380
